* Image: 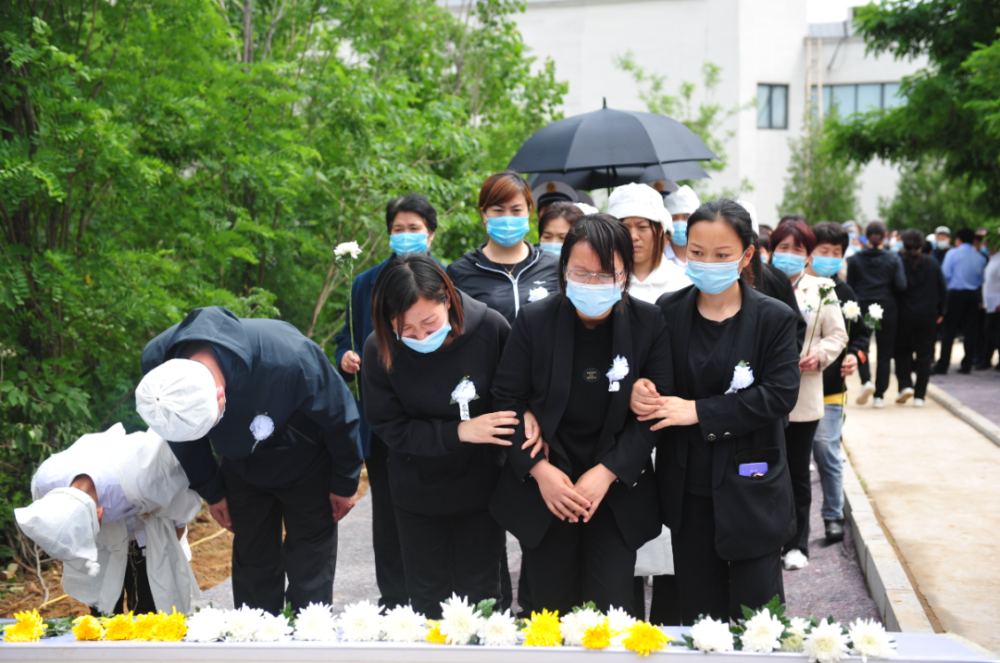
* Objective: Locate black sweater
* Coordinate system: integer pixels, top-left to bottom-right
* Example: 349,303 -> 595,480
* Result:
847,248 -> 907,302
361,292 -> 511,517
822,277 -> 872,397
898,254 -> 948,319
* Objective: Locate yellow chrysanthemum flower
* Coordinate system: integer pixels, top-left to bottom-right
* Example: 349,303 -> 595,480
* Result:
131,613 -> 162,641
622,621 -> 674,656
153,608 -> 187,642
581,619 -> 612,650
101,613 -> 135,641
523,609 -> 562,647
3,609 -> 47,642
72,615 -> 105,641
425,620 -> 448,644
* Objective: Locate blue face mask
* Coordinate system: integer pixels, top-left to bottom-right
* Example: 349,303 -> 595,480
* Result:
538,242 -> 563,256
890,241 -> 903,253
936,240 -> 950,250
486,216 -> 530,247
671,221 -> 688,246
771,252 -> 806,276
398,321 -> 452,354
685,257 -> 743,295
848,232 -> 859,243
389,232 -> 429,256
811,255 -> 843,278
565,281 -> 622,318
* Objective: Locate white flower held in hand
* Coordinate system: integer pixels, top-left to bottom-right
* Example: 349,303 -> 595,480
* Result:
477,609 -> 519,647
803,620 -> 851,663
382,605 -> 428,643
339,600 -> 384,641
842,300 -> 862,322
848,618 -> 895,662
334,241 -> 362,260
725,360 -> 754,395
606,355 -> 629,393
868,303 -> 884,321
740,607 -> 785,653
294,603 -> 338,642
438,594 -> 483,645
689,616 -> 734,652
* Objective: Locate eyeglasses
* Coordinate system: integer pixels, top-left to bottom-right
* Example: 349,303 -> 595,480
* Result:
566,270 -> 623,285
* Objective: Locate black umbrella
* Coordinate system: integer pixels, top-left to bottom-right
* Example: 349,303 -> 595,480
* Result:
527,161 -> 710,191
508,103 -> 717,174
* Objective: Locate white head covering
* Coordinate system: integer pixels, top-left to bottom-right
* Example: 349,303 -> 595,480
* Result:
15,487 -> 101,576
135,359 -> 219,442
663,185 -> 701,216
736,199 -> 760,236
575,202 -> 600,216
607,183 -> 672,232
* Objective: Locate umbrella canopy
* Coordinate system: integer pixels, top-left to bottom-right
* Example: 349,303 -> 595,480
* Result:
508,105 -> 717,174
527,161 -> 711,191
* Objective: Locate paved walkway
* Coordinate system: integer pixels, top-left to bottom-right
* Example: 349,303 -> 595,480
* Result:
842,350 -> 1000,655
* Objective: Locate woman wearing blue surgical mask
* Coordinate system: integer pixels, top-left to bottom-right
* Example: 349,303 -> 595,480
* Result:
490,214 -> 672,617
768,219 -> 847,572
630,198 -> 802,624
537,201 -> 584,257
447,171 -> 561,326
362,254 -> 523,619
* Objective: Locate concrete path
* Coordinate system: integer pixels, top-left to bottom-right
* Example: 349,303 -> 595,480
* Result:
842,352 -> 1000,654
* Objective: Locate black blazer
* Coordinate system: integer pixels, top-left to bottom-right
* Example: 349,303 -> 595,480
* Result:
655,282 -> 801,560
489,295 -> 672,551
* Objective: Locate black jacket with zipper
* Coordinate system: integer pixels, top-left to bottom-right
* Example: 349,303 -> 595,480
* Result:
446,242 -> 560,326
847,248 -> 907,302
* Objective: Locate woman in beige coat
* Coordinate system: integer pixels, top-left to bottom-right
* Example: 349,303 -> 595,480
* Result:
768,217 -> 848,570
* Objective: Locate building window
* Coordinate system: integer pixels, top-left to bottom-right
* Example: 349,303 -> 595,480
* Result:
810,82 -> 905,115
757,84 -> 788,129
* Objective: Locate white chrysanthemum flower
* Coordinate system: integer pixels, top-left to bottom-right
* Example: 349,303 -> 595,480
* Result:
225,605 -> 267,642
185,607 -> 229,642
256,612 -> 293,642
848,618 -> 895,662
339,600 -> 384,642
803,620 -> 850,663
689,616 -> 734,653
294,602 -> 338,641
382,605 -> 427,643
334,241 -> 362,260
606,606 -> 636,648
477,609 -> 519,647
780,617 -> 810,652
438,594 -> 482,645
560,608 -> 603,647
867,303 -> 884,321
842,300 -> 862,322
740,608 -> 785,653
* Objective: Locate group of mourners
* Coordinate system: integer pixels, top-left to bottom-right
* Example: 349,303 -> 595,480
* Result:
25,169 -> 992,631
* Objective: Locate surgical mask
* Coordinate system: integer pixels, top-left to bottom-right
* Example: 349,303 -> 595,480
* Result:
389,232 -> 429,256
936,240 -> 950,250
671,221 -> 688,246
538,242 -> 563,256
685,257 -> 743,295
771,252 -> 806,276
398,321 -> 452,354
565,281 -> 622,317
890,241 -> 903,253
848,232 -> 859,243
811,255 -> 843,278
486,216 -> 530,247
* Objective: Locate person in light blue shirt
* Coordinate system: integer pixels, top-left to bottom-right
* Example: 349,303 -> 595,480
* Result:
935,227 -> 988,374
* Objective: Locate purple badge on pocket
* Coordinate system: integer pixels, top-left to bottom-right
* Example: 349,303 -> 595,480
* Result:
738,462 -> 769,477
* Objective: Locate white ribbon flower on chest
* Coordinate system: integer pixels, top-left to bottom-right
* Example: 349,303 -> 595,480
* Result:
606,355 -> 629,392
725,360 -> 754,395
528,281 -> 549,303
249,414 -> 275,452
450,377 -> 479,421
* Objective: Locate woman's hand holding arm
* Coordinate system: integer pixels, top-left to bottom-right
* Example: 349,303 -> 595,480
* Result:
457,412 -> 518,446
573,464 -> 617,522
630,378 -> 665,416
642,397 -> 699,431
531,460 -> 590,522
520,409 -> 550,459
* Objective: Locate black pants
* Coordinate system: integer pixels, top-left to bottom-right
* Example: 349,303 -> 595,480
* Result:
983,311 -> 1000,368
90,540 -> 156,616
366,434 -> 409,608
521,502 -> 635,616
224,455 -> 338,615
674,493 -> 784,625
936,289 -> 981,372
783,420 -> 820,555
394,508 -> 504,619
895,314 -> 937,399
632,574 -> 681,625
857,299 -> 898,398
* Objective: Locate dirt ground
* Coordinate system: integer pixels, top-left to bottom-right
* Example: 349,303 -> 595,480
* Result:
0,468 -> 369,619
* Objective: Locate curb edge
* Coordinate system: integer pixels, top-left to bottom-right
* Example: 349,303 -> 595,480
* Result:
926,384 -> 1000,449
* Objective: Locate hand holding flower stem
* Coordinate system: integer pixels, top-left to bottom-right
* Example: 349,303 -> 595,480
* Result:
334,242 -> 363,399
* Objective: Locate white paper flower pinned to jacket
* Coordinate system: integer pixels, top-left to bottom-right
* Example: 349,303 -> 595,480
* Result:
249,414 -> 275,452
528,285 -> 549,302
725,360 -> 754,395
606,355 -> 629,392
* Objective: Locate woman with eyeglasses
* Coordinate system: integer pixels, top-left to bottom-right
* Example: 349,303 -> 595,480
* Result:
489,214 -> 673,616
630,198 -> 801,624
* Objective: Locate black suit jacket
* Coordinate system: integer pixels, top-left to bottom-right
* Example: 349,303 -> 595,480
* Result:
489,294 -> 672,551
655,281 -> 800,560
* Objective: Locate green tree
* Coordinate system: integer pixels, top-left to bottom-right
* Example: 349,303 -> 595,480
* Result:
877,159 -> 990,232
779,113 -> 861,222
830,0 -> 1000,226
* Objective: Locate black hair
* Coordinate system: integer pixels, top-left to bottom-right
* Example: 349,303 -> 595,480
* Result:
538,201 -> 584,236
687,198 -> 761,288
956,227 -> 976,244
779,214 -> 807,225
900,228 -> 925,272
559,214 -> 635,300
371,254 -> 463,371
865,221 -> 887,246
385,194 -> 438,235
813,221 -> 850,253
